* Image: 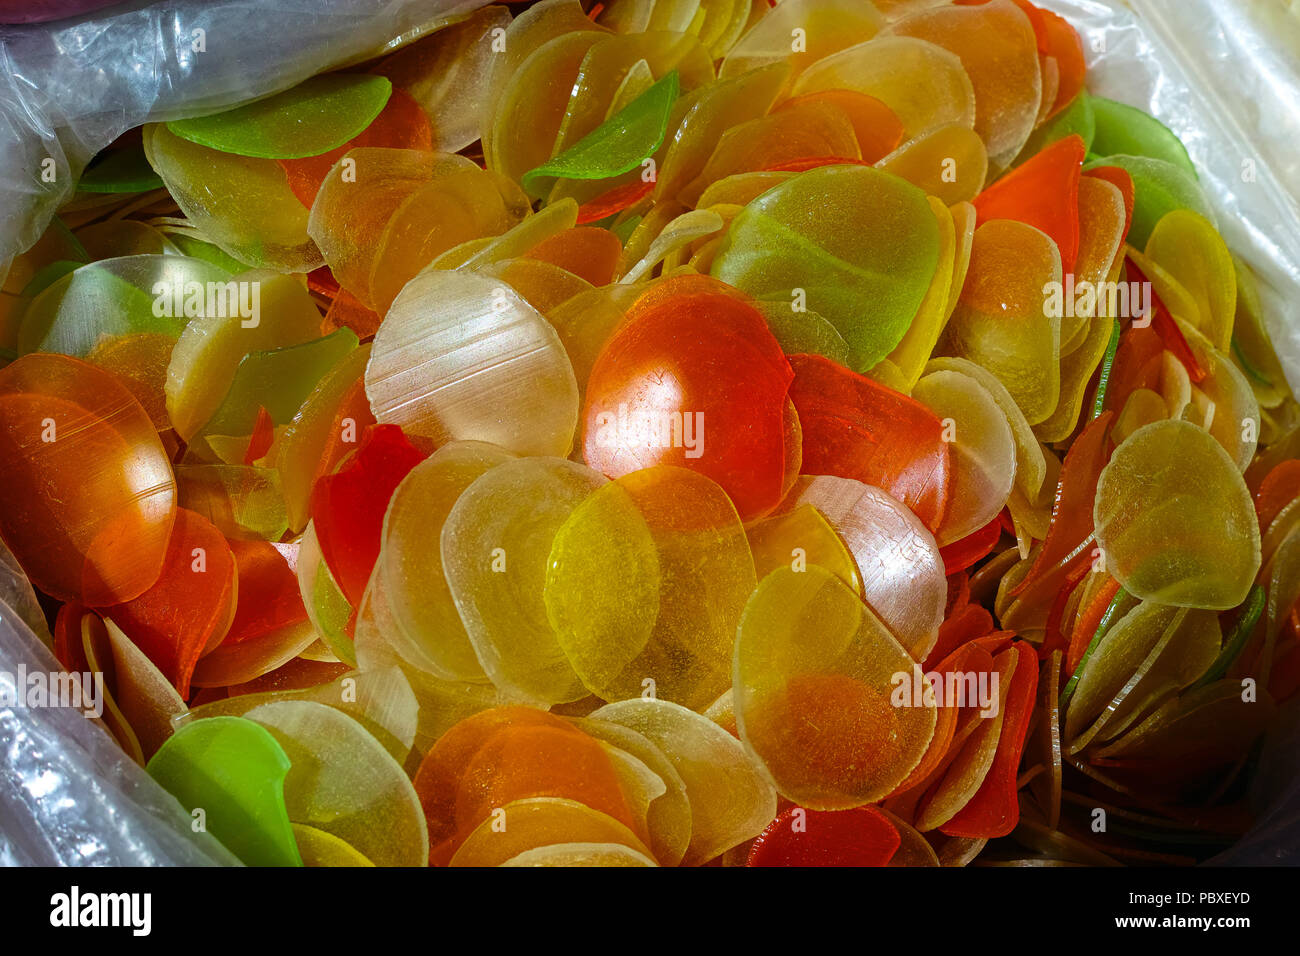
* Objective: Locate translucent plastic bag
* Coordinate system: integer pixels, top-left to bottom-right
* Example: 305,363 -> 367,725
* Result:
1040,0 -> 1300,394
0,601 -> 243,865
1,0 -> 1298,865
0,0 -> 489,268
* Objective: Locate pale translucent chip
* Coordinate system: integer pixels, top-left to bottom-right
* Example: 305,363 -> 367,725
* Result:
1113,388 -> 1170,446
589,698 -> 777,866
655,63 -> 789,203
720,0 -> 884,83
940,219 -> 1063,425
487,31 -> 607,183
79,615 -> 144,762
545,466 -> 756,709
925,356 -> 1046,501
480,0 -> 608,164
1061,176 -> 1127,347
621,209 -> 726,282
447,796 -> 651,866
144,124 -> 321,272
878,123 -> 988,206
572,716 -> 693,866
352,585 -> 509,766
443,197 -> 579,272
947,200 -> 977,320
19,254 -> 225,365
1069,603 -> 1221,752
879,806 -> 941,866
1169,317 -> 1260,472
166,270 -> 324,442
443,457 -> 606,704
603,737 -> 669,839
84,332 -> 174,432
735,566 -> 936,809
308,148 -> 460,307
553,30 -> 714,156
292,823 -> 375,867
779,476 -> 945,661
879,197 -> 956,391
380,441 -> 516,681
474,257 -> 591,315
1159,348 -> 1193,419
886,0 -> 1041,166
100,618 -> 187,762
1145,209 -> 1237,351
295,519 -> 354,664
696,171 -> 795,209
374,7 -> 514,154
369,166 -> 520,313
245,700 -> 428,866
683,103 -> 860,206
912,369 -> 1016,546
366,269 -> 579,455
746,503 -> 863,597
546,283 -> 645,392
793,35 -> 976,139
192,664 -> 419,768
691,0 -> 752,58
1065,600 -> 1181,745
1094,419 -> 1260,609
703,687 -> 738,736
1033,312 -> 1114,443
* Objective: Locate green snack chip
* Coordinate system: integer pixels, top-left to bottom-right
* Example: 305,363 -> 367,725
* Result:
1089,96 -> 1196,175
167,74 -> 393,159
523,71 -> 680,199
146,716 -> 302,867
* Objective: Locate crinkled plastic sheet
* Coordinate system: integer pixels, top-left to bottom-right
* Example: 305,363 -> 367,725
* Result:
0,0 -> 490,268
1041,0 -> 1300,392
0,0 -> 1298,865
0,601 -> 241,865
0,538 -> 50,649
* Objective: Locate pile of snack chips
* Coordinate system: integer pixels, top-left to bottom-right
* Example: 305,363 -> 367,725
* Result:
0,0 -> 1292,866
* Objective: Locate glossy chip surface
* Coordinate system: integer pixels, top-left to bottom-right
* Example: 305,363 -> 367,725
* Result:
735,565 -> 936,809
0,354 -> 176,606
546,465 -> 756,709
711,165 -> 940,370
1094,420 -> 1260,609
